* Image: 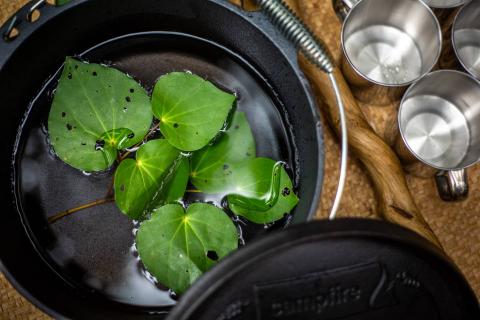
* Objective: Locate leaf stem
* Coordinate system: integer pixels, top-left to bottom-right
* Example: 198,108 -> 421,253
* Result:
186,189 -> 203,193
105,179 -> 115,198
48,198 -> 114,224
119,122 -> 160,161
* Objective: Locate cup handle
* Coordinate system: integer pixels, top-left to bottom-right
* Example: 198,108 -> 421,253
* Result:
435,169 -> 468,201
332,0 -> 360,21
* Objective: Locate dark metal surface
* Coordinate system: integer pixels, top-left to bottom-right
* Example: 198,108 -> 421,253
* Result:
168,219 -> 480,320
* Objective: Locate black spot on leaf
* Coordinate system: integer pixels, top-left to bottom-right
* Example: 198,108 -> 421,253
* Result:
173,123 -> 179,128
282,187 -> 291,196
92,71 -> 98,76
223,164 -> 229,170
66,123 -> 73,130
206,250 -> 219,261
95,139 -> 105,150
120,185 -> 125,192
61,112 -> 66,118
234,125 -> 240,129
67,73 -> 72,80
130,88 -> 135,93
127,133 -> 135,139
125,96 -> 131,102
81,142 -> 86,146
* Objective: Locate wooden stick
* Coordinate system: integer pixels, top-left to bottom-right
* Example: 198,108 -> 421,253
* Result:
298,58 -> 442,249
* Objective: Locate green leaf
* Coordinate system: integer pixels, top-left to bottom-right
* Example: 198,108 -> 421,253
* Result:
161,157 -> 190,204
190,112 -> 255,193
48,57 -> 153,172
136,203 -> 238,294
227,158 -> 299,224
227,161 -> 283,212
151,72 -> 235,152
114,139 -> 188,220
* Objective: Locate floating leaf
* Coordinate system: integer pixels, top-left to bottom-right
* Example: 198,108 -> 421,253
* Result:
98,128 -> 135,150
114,139 -> 188,220
136,203 -> 238,294
190,112 -> 255,193
48,57 -> 152,172
151,72 -> 235,151
227,162 -> 282,212
227,158 -> 298,224
160,157 -> 190,205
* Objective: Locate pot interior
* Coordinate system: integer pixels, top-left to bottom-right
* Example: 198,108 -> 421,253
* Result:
16,31 -> 295,308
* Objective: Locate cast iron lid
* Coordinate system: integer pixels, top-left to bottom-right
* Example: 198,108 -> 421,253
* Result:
168,219 -> 479,320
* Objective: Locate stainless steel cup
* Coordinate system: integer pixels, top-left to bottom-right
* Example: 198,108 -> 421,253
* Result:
421,0 -> 470,29
398,70 -> 480,201
451,0 -> 480,79
422,0 -> 473,69
421,0 -> 470,9
340,0 -> 443,105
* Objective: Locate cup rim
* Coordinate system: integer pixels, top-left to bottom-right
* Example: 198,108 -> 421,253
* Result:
341,0 -> 443,88
451,0 -> 480,79
422,0 -> 470,9
397,69 -> 480,170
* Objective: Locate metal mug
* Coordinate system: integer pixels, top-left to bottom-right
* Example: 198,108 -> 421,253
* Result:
450,0 -> 480,79
421,0 -> 470,21
337,0 -> 443,105
422,0 -> 474,69
398,70 -> 480,201
420,0 -> 470,31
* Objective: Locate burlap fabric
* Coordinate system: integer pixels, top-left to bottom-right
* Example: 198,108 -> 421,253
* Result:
0,0 -> 478,318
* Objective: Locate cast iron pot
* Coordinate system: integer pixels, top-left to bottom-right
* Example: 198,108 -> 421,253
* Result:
168,219 -> 480,320
0,0 -> 323,318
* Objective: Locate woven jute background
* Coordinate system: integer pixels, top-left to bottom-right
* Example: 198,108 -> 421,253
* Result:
1,0 -> 478,318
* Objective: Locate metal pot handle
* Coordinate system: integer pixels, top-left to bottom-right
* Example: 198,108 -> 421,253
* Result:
256,0 -> 348,220
435,169 -> 468,201
332,0 -> 360,21
0,0 -> 72,69
1,0 -> 70,40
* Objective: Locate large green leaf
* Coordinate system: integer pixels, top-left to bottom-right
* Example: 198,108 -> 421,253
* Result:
190,112 -> 255,193
161,157 -> 190,205
151,72 -> 235,152
114,139 -> 188,220
48,57 -> 153,172
227,158 -> 299,224
136,203 -> 238,294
